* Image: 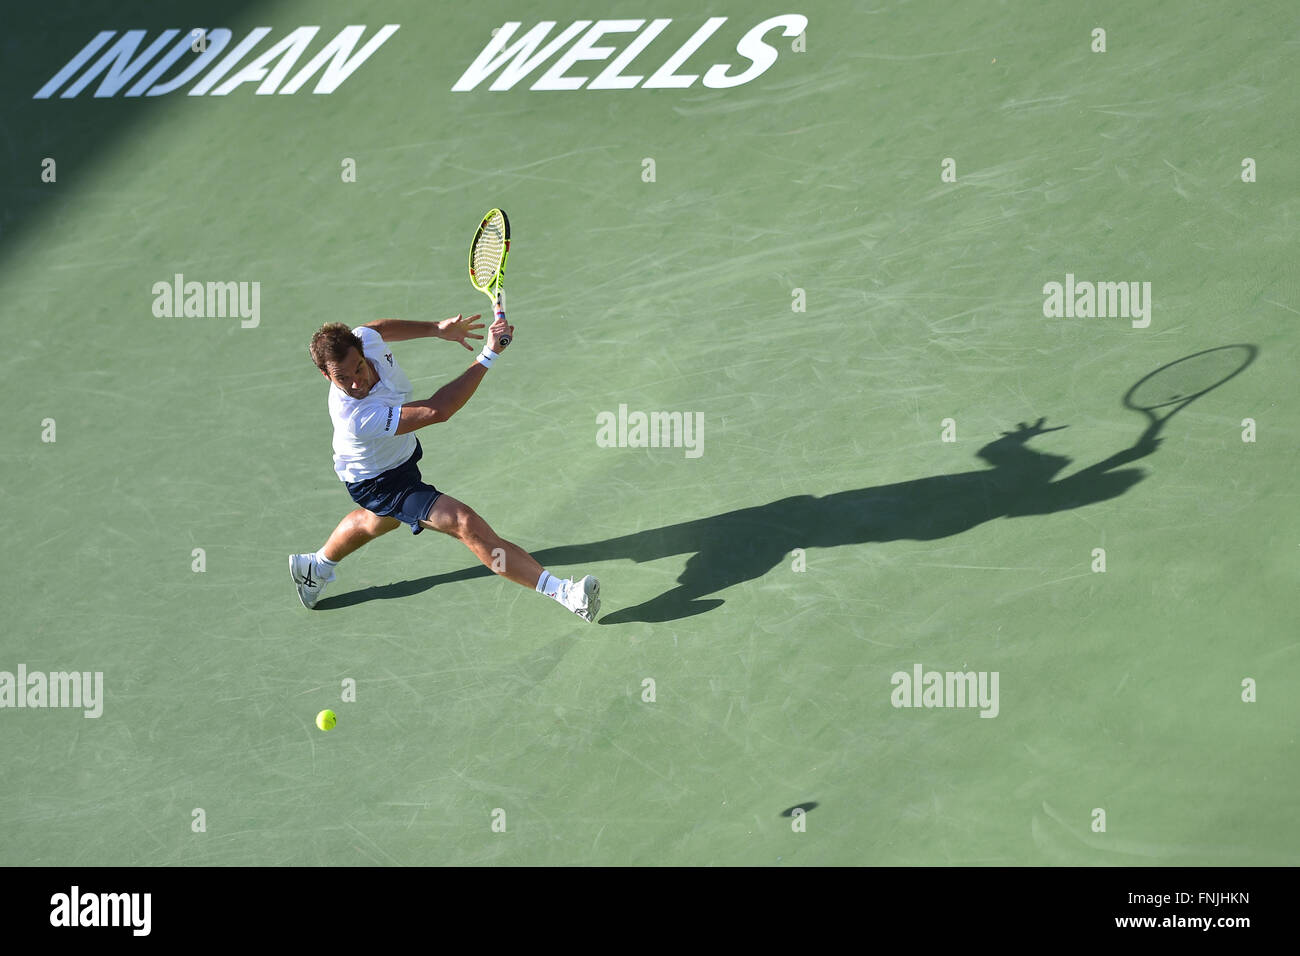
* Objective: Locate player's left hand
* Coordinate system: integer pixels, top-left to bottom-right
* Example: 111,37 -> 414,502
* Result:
439,313 -> 484,350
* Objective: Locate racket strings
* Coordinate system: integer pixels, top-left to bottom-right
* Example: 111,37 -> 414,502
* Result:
1126,347 -> 1253,409
470,215 -> 506,289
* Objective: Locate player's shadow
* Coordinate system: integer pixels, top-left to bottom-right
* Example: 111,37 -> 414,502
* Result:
318,418 -> 1161,622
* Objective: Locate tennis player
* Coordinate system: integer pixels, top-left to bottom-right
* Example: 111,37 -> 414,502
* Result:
289,299 -> 600,621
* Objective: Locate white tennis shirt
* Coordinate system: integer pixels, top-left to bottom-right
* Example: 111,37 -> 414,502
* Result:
328,326 -> 417,482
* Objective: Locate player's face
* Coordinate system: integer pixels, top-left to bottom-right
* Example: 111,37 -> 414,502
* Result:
328,348 -> 376,399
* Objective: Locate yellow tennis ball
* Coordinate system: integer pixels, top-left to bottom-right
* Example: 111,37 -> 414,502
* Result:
316,709 -> 337,731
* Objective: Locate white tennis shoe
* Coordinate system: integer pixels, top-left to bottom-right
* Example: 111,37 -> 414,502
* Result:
559,574 -> 601,623
289,553 -> 331,609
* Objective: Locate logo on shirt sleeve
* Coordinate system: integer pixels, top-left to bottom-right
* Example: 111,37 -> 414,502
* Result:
385,407 -> 394,431
384,352 -> 394,367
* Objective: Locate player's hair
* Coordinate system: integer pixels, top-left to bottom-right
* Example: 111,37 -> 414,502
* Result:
309,323 -> 364,372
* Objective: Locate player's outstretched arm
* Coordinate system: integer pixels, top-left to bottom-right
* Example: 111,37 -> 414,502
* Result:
364,314 -> 484,345
393,316 -> 513,434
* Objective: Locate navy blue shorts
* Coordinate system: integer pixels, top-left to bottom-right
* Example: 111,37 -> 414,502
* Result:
344,440 -> 442,535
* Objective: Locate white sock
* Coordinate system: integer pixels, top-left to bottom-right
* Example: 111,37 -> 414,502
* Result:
535,570 -> 564,601
313,550 -> 339,581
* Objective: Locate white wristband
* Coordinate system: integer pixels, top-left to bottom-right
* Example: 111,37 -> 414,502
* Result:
476,346 -> 499,369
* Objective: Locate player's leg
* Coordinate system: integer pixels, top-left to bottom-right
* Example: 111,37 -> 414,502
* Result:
322,507 -> 401,561
421,495 -> 540,587
421,495 -> 600,621
290,508 -> 399,609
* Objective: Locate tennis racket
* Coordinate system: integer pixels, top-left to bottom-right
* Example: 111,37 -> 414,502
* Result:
1123,344 -> 1257,437
469,208 -> 511,348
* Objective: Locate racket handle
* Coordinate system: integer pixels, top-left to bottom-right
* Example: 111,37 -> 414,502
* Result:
494,290 -> 508,348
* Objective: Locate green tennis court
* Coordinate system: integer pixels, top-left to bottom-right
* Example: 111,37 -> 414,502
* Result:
2,0 -> 1296,866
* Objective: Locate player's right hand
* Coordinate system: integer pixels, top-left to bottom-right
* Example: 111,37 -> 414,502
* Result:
488,315 -> 513,351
